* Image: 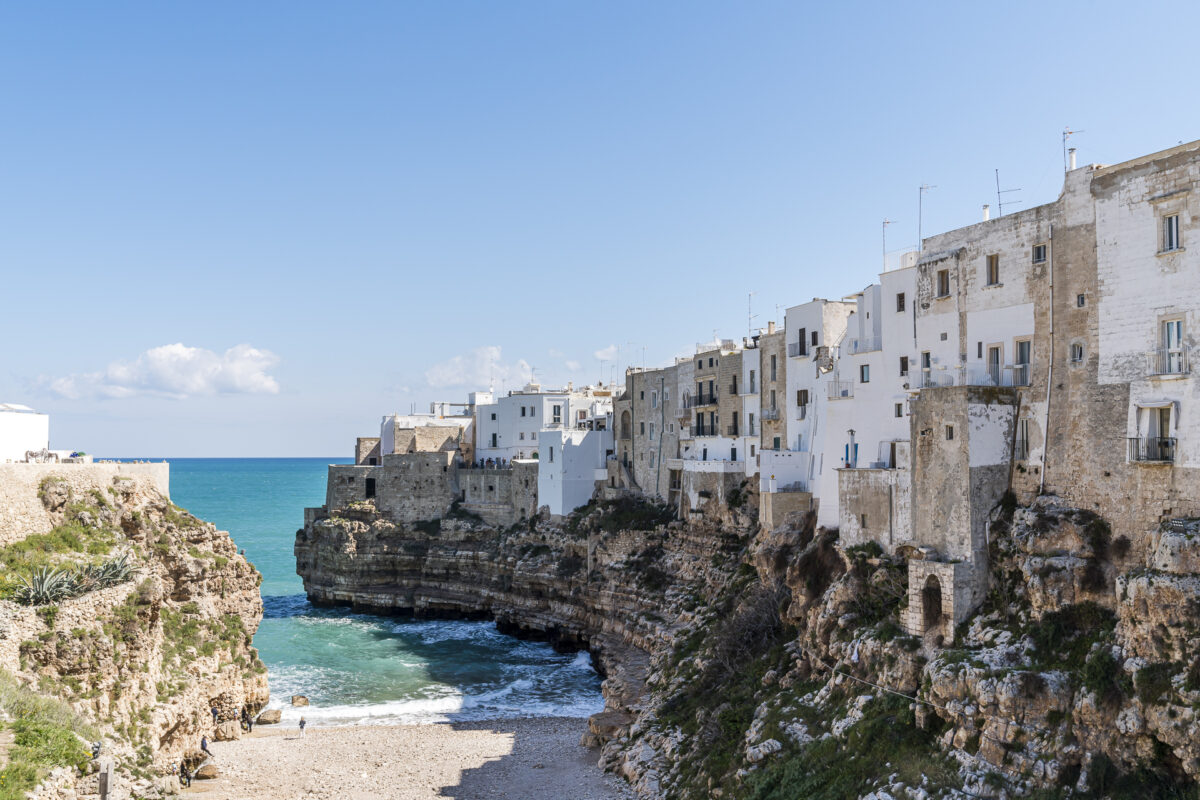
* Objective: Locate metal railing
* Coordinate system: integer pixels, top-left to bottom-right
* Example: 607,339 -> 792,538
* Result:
774,480 -> 809,493
787,342 -> 809,358
959,364 -> 1031,387
918,369 -> 955,388
827,381 -> 854,400
684,393 -> 718,408
761,408 -> 780,421
694,424 -> 718,437
1128,437 -> 1176,463
850,336 -> 882,354
726,425 -> 740,436
1148,348 -> 1190,376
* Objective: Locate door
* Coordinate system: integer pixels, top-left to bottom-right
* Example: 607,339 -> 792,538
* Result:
1015,340 -> 1031,385
1164,320 -> 1184,373
987,346 -> 1002,385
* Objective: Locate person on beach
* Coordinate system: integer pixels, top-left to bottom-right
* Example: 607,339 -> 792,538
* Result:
241,708 -> 253,732
201,735 -> 214,758
210,705 -> 219,725
179,762 -> 191,788
298,716 -> 307,738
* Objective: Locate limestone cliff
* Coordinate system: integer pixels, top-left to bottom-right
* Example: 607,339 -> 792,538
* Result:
297,488 -> 1200,799
0,468 -> 267,799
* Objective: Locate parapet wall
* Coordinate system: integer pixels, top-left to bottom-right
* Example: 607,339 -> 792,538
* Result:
0,462 -> 170,546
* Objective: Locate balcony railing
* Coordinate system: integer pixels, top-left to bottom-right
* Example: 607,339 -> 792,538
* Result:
726,425 -> 740,436
1128,437 -> 1176,463
774,480 -> 809,493
795,405 -> 808,420
694,424 -> 718,437
685,393 -> 719,408
960,364 -> 1031,387
827,381 -> 854,400
761,407 -> 780,421
1148,348 -> 1190,376
918,369 -> 956,388
787,342 -> 810,358
850,336 -> 882,354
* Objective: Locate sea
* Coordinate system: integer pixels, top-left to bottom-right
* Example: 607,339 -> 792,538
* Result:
144,457 -> 604,727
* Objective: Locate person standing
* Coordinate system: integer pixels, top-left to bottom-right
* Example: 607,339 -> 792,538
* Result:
210,705 -> 219,725
200,735 -> 214,758
180,761 -> 191,788
298,716 -> 307,739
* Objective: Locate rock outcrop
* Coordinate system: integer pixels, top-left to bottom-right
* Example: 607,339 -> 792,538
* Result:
0,468 -> 267,799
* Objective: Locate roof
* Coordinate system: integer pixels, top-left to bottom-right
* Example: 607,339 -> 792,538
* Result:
0,403 -> 38,413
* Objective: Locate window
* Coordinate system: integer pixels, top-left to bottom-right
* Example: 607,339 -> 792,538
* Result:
697,360 -> 702,369
977,342 -> 983,359
365,478 -> 376,498
490,413 -> 496,421
797,329 -> 807,356
860,365 -> 870,383
770,355 -> 777,381
895,403 -> 903,418
797,389 -> 809,406
946,425 -> 955,440
750,444 -> 756,458
773,436 -> 781,450
520,406 -> 526,417
1077,294 -> 1086,307
1032,244 -> 1047,264
552,404 -> 562,423
986,254 -> 1000,286
648,452 -> 655,467
578,410 -> 586,420
519,432 -> 525,440
770,389 -> 777,409
1162,319 -> 1185,373
896,292 -> 906,312
861,514 -> 868,529
649,423 -> 655,441
730,446 -> 737,461
1070,343 -> 1084,363
749,370 -> 756,393
1163,214 -> 1181,252
651,391 -> 658,409
708,358 -> 714,367
640,422 -> 645,435
940,332 -> 948,341
549,447 -> 554,463
937,269 -> 950,297
731,375 -> 738,395
639,391 -> 644,400
899,356 -> 909,376
490,433 -> 497,447
530,431 -> 536,440
921,352 -> 931,370
811,330 -> 818,347
530,406 -> 536,416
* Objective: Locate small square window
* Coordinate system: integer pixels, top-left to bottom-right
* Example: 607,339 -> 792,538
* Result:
940,332 -> 948,341
1077,294 -> 1086,307
1032,244 -> 1047,263
895,403 -> 903,418
946,425 -> 955,441
896,293 -> 906,312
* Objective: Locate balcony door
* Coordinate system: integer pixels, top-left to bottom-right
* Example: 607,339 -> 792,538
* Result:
1014,340 -> 1031,385
1164,319 -> 1184,373
987,346 -> 1002,385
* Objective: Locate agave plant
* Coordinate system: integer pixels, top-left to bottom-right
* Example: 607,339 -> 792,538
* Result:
76,554 -> 135,592
14,567 -> 80,606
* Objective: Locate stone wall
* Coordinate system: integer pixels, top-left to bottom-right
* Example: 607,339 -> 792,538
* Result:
355,437 -> 381,465
837,462 -> 911,551
0,462 -> 170,547
758,329 -> 787,451
460,461 -> 538,527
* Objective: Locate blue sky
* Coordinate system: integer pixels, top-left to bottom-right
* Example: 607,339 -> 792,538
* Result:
3,1 -> 1199,456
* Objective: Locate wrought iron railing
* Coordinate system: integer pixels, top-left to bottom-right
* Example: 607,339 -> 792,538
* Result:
1128,437 -> 1176,463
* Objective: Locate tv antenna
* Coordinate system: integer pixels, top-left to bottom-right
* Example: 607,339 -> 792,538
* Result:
747,292 -> 758,338
1063,127 -> 1084,172
882,218 -> 896,269
994,169 -> 1022,217
918,184 -> 936,252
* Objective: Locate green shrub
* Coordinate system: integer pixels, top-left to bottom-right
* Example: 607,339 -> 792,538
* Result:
1080,647 -> 1132,706
1135,662 -> 1178,706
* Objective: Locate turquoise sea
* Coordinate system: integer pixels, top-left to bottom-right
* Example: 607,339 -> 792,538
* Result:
154,458 -> 603,726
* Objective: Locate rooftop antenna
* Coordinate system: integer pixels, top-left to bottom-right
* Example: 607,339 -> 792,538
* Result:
747,292 -> 758,338
1063,127 -> 1084,172
882,218 -> 896,269
918,184 -> 936,252
994,169 -> 1022,217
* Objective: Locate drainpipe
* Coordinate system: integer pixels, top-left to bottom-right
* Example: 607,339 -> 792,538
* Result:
655,374 -> 666,497
1039,223 -> 1054,496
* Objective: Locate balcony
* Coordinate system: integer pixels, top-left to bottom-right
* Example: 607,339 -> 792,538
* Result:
1128,437 -> 1176,463
1148,348 -> 1190,377
850,336 -> 882,354
726,425 -> 740,436
795,405 -> 808,420
761,407 -> 781,421
685,393 -> 719,408
918,369 -> 956,388
827,381 -> 854,400
788,342 -> 810,358
958,365 -> 1030,387
694,423 -> 718,437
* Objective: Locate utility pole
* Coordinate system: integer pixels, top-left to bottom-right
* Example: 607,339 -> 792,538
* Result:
882,218 -> 895,270
918,184 -> 936,252
747,292 -> 758,338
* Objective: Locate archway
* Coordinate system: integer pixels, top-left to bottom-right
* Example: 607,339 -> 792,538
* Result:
620,410 -> 632,440
922,574 -> 943,632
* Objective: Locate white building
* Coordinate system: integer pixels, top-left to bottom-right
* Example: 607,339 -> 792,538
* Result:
0,404 -> 51,463
537,428 -> 611,517
474,383 -> 612,464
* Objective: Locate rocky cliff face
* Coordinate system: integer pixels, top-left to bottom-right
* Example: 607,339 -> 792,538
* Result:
0,469 -> 268,799
297,488 -> 1200,799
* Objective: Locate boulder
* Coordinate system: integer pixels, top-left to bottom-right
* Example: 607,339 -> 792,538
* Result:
256,708 -> 282,725
194,764 -> 219,780
290,695 -> 309,707
214,720 -> 242,741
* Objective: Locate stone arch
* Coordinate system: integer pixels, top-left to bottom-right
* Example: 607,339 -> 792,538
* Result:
620,410 -> 632,440
922,574 -> 943,632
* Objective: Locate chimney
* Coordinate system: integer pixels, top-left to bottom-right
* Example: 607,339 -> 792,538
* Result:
767,321 -> 776,334
982,204 -> 991,221
1068,147 -> 1077,170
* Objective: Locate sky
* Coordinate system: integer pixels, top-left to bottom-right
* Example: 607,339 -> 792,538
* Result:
3,1 -> 1200,456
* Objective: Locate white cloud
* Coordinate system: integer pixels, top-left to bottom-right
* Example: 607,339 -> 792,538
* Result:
594,344 -> 618,361
424,346 -> 532,390
565,359 -> 581,372
48,343 -> 280,400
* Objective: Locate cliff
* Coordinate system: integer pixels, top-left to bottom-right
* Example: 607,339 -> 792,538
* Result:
297,487 -> 1200,799
0,466 -> 268,799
